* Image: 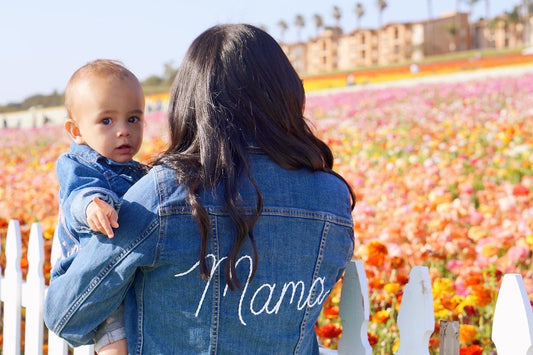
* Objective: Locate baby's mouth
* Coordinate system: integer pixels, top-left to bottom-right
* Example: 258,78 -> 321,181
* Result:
116,144 -> 132,152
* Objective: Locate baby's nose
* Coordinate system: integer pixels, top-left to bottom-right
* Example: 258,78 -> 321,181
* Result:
116,123 -> 131,137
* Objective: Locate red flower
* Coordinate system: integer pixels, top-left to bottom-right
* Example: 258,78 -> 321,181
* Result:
460,344 -> 483,355
367,332 -> 379,346
316,323 -> 343,338
512,184 -> 530,196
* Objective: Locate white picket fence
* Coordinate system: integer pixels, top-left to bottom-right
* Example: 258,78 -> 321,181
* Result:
0,220 -> 95,355
1,219 -> 533,355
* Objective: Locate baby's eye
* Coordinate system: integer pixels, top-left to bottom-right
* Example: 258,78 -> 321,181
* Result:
128,116 -> 140,123
101,118 -> 112,125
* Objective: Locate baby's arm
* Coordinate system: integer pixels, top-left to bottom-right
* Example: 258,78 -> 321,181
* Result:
57,154 -> 122,236
86,197 -> 119,238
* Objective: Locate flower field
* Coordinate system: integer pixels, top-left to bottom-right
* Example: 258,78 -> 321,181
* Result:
2,70 -> 533,354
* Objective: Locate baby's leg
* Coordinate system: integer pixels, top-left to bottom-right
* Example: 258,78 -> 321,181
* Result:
97,339 -> 128,355
94,304 -> 127,355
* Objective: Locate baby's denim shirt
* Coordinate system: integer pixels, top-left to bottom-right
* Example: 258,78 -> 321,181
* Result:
52,142 -> 148,278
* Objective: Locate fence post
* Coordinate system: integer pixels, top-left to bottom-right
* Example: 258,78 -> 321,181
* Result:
4,219 -> 23,355
492,273 -> 533,355
23,223 -> 46,355
337,260 -> 372,355
395,266 -> 434,355
439,320 -> 459,355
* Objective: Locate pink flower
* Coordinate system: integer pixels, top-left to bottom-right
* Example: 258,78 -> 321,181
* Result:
506,245 -> 530,262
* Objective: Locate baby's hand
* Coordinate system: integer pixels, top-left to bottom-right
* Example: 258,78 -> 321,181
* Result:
86,197 -> 119,238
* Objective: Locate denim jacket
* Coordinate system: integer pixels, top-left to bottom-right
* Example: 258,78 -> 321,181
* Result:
52,142 -> 148,277
44,151 -> 354,354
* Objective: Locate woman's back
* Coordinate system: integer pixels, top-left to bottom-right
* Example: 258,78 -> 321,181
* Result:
125,152 -> 354,354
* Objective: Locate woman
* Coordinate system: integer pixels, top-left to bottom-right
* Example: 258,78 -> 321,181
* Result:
45,24 -> 355,354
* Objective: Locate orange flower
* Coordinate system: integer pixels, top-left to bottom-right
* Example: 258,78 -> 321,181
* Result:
371,310 -> 390,324
463,272 -> 483,287
469,285 -> 492,307
369,277 -> 385,289
440,294 -> 461,311
459,324 -> 477,344
324,305 -> 340,319
429,337 -> 440,349
460,344 -> 483,355
390,256 -> 405,268
366,240 -> 388,267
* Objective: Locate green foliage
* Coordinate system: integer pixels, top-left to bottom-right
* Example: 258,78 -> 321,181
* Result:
0,62 -> 178,113
0,91 -> 64,113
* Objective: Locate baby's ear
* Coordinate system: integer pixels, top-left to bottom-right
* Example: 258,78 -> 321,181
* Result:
64,119 -> 85,144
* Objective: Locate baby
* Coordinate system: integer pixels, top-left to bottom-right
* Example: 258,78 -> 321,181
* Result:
52,59 -> 148,354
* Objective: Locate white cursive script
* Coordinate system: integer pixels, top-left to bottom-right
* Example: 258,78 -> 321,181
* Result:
174,254 -> 330,325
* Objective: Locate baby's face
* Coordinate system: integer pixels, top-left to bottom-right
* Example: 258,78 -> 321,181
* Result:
69,74 -> 145,163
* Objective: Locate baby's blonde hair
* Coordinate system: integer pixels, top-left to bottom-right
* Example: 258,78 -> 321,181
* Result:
65,59 -> 140,118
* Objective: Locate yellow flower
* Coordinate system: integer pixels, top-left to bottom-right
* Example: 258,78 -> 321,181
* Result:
526,234 -> 533,247
392,338 -> 400,353
480,243 -> 498,258
384,282 -> 401,294
432,277 -> 455,298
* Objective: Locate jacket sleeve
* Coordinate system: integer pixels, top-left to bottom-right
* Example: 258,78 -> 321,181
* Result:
44,175 -> 160,346
57,154 -> 122,234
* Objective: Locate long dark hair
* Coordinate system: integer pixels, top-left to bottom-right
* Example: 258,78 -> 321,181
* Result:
154,24 -> 355,290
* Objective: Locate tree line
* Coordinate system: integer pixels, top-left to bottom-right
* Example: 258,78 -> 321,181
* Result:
274,0 -> 531,43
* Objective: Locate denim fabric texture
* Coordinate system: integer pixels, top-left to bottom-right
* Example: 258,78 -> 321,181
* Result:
52,142 -> 148,278
94,305 -> 127,352
44,151 -> 355,354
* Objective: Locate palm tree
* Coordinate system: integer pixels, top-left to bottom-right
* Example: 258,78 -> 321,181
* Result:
277,20 -> 288,43
313,14 -> 324,37
376,0 -> 388,28
463,0 -> 479,20
333,6 -> 342,29
355,2 -> 365,29
294,14 -> 305,42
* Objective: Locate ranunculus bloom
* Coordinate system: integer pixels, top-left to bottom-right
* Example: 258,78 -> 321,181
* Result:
371,310 -> 391,324
469,285 -> 492,307
367,332 -> 379,346
384,282 -> 401,294
506,245 -> 530,262
459,324 -> 477,344
324,305 -> 339,319
460,344 -> 483,355
315,322 -> 342,338
366,240 -> 388,267
512,183 -> 530,196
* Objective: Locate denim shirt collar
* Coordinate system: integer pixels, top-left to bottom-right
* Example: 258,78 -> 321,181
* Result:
69,141 -> 142,169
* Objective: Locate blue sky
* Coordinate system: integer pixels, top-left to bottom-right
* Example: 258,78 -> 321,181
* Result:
0,0 -> 516,105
